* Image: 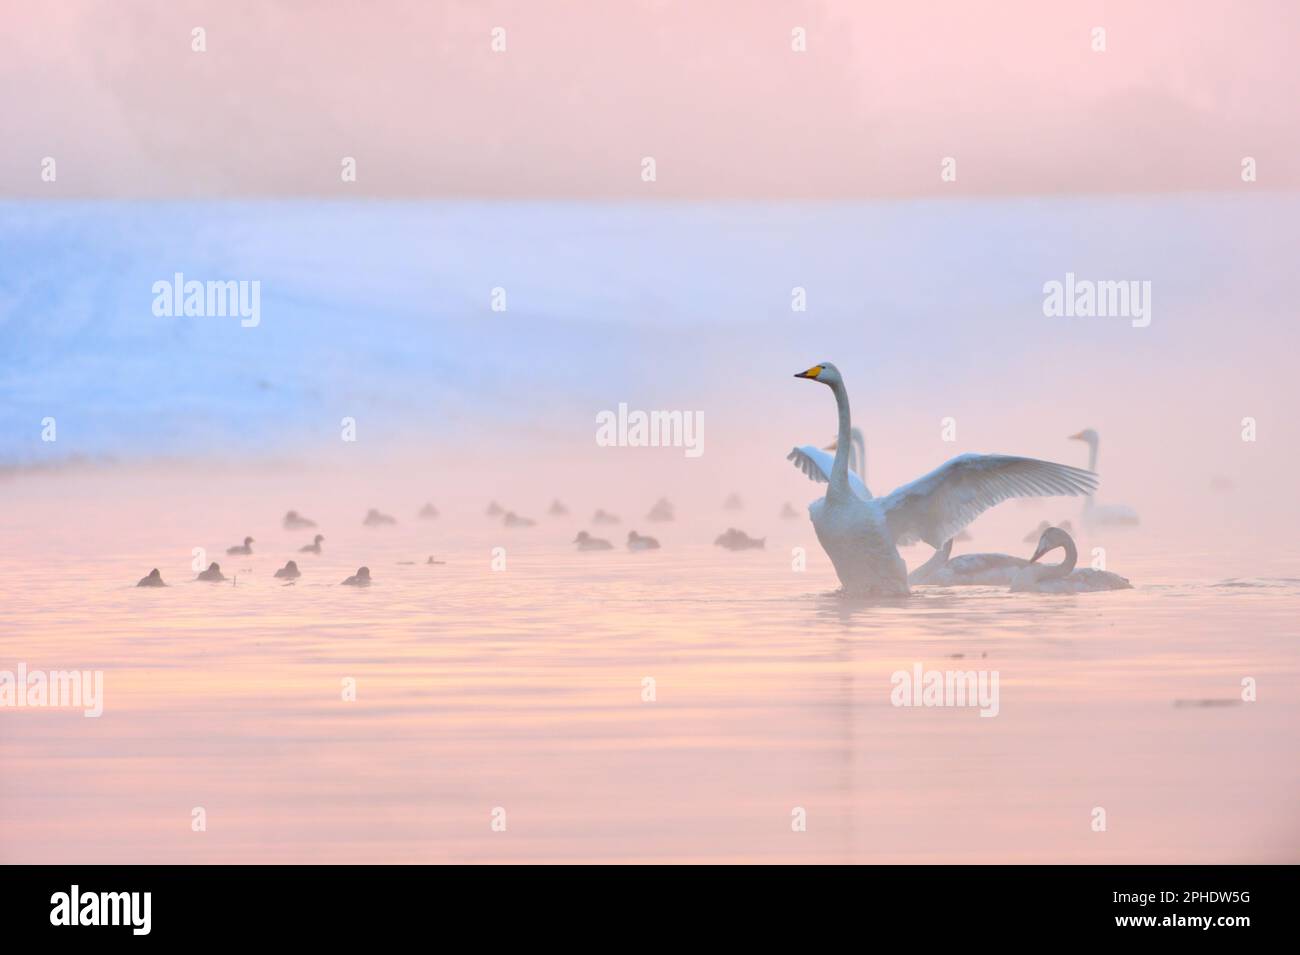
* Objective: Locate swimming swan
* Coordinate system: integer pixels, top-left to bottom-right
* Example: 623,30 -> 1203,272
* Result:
136,568 -> 166,587
226,536 -> 254,556
908,539 -> 1031,587
300,534 -> 325,554
1010,526 -> 1133,593
790,362 -> 1098,595
1069,429 -> 1140,528
274,560 -> 301,579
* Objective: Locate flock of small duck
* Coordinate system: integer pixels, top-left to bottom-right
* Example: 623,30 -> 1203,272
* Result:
135,496 -> 774,589
491,497 -> 769,553
134,507 -> 419,589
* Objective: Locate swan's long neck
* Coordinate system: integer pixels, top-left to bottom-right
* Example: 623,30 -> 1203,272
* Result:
829,379 -> 853,494
852,428 -> 866,481
1041,537 -> 1078,580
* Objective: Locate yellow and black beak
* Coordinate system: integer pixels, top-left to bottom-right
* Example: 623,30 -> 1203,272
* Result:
794,365 -> 823,380
1067,431 -> 1085,440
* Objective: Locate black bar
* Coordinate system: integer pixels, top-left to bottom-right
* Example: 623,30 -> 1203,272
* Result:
0,865 -> 1284,941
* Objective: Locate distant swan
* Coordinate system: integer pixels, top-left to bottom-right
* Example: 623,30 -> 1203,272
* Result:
283,511 -> 317,530
790,362 -> 1098,595
503,511 -> 536,527
136,568 -> 165,587
363,509 -> 396,527
341,566 -> 371,587
574,531 -> 613,551
299,534 -> 325,554
592,509 -> 620,525
274,560 -> 301,580
1069,429 -> 1140,528
1010,526 -> 1133,593
627,530 -> 660,551
715,528 -> 765,550
226,536 -> 254,556
197,562 -> 226,582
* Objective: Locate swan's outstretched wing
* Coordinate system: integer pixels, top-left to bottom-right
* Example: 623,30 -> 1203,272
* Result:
786,446 -> 871,500
882,454 -> 1098,548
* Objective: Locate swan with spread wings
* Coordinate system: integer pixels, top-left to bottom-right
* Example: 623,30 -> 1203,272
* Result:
788,362 -> 1099,595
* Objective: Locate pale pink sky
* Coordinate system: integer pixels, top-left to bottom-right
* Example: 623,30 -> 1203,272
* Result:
3,0 -> 1297,197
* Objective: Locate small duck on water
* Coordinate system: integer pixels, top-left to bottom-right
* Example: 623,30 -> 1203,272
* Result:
574,531 -> 613,551
646,499 -> 674,523
341,567 -> 372,587
274,560 -> 301,580
627,530 -> 660,551
197,562 -> 227,582
283,511 -> 317,530
226,536 -> 255,556
714,528 -> 765,551
299,534 -> 325,554
136,568 -> 166,587
363,509 -> 397,527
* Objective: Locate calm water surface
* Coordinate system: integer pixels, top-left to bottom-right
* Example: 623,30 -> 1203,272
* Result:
2,471 -> 1297,863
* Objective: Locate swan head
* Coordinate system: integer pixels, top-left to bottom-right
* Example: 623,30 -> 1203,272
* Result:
574,532 -> 590,542
1029,526 -> 1074,562
1068,429 -> 1099,448
793,362 -> 841,386
314,534 -> 324,543
243,536 -> 254,546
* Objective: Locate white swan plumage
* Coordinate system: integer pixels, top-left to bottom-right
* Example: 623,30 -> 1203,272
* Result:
1069,429 -> 1140,528
1010,526 -> 1133,593
908,539 -> 1032,586
790,362 -> 1099,595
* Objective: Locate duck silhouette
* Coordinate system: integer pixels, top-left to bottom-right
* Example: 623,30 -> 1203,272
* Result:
548,499 -> 569,516
197,562 -> 227,582
226,536 -> 254,556
274,560 -> 301,580
418,502 -> 439,519
592,509 -> 620,525
283,511 -> 317,530
574,531 -> 613,551
646,499 -> 675,522
363,509 -> 396,527
299,534 -> 325,554
714,528 -> 765,550
627,530 -> 660,551
503,511 -> 536,527
341,566 -> 372,587
136,568 -> 165,587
